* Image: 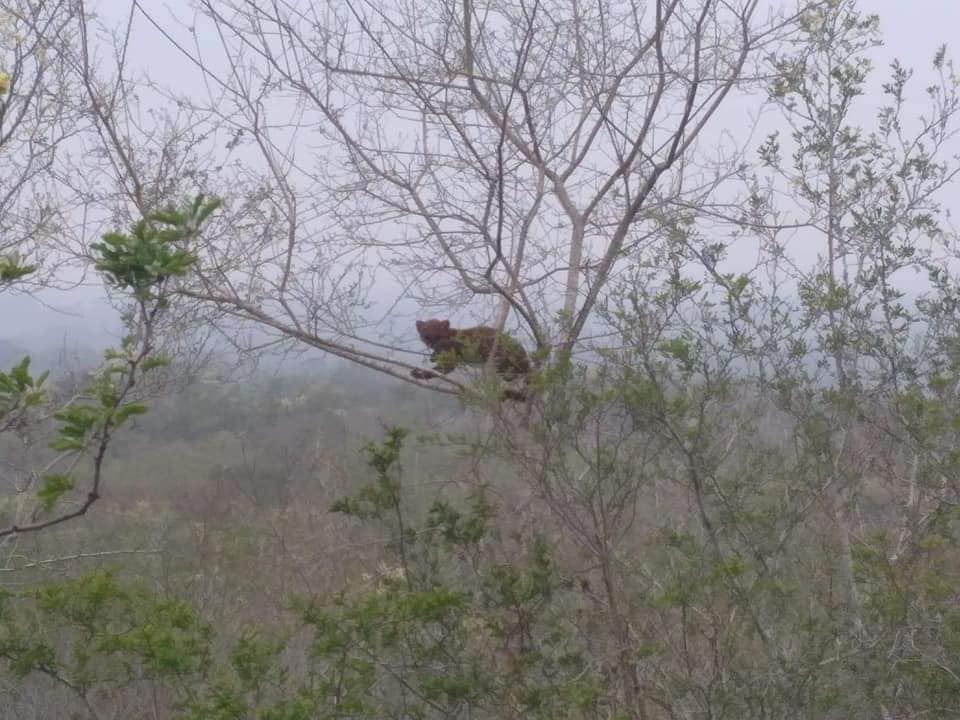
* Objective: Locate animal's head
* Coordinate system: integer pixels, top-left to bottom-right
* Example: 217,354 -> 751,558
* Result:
415,319 -> 452,346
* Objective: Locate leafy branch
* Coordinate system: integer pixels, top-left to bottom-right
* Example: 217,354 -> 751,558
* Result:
0,195 -> 220,539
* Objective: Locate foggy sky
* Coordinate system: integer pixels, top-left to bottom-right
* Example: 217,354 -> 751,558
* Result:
2,0 -> 958,355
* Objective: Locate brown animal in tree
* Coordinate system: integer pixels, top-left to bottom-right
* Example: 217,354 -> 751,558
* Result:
411,319 -> 531,384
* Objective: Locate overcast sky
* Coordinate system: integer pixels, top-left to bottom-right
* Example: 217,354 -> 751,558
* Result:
2,0 -> 959,352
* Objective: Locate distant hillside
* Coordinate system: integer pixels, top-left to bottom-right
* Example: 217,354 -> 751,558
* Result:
0,337 -> 103,375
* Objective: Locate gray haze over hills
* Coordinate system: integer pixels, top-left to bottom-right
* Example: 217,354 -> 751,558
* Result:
0,285 -> 119,368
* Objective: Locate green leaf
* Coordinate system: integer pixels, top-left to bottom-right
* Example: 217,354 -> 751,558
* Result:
50,404 -> 102,451
89,194 -> 219,301
37,474 -> 75,512
0,253 -> 37,283
141,355 -> 171,372
114,402 -> 148,426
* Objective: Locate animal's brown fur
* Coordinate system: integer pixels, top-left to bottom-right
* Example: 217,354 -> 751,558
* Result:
411,319 -> 531,394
